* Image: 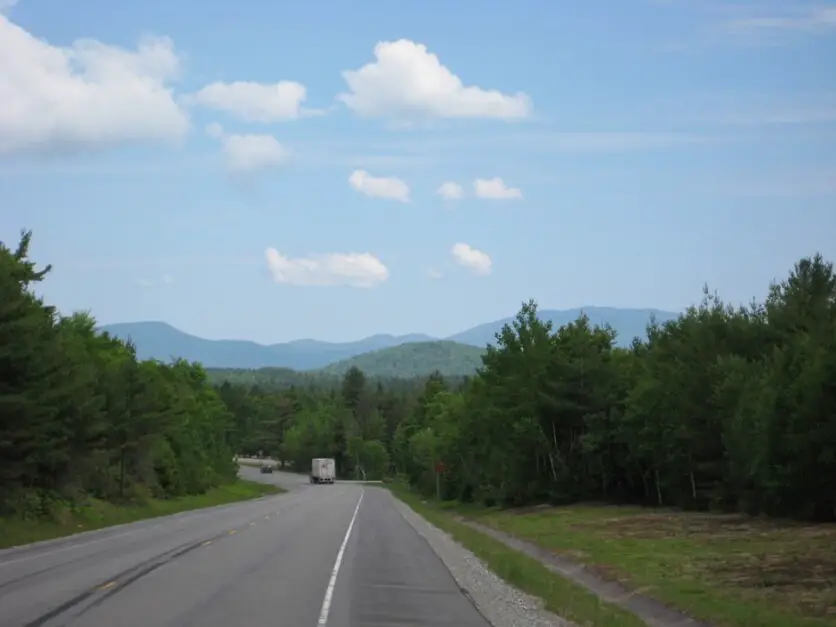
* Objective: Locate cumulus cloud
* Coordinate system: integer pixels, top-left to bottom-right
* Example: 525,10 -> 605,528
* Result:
188,80 -> 319,122
206,123 -> 289,173
338,39 -> 532,122
451,243 -> 492,276
0,16 -> 188,155
437,181 -> 464,200
349,169 -> 410,201
265,247 -> 389,288
473,177 -> 523,200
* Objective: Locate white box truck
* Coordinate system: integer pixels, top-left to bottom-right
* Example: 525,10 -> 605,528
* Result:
310,458 -> 335,484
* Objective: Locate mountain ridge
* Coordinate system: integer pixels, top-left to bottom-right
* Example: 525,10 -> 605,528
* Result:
99,306 -> 681,370
319,340 -> 486,378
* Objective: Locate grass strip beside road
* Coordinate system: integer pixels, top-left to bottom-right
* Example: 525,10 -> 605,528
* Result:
388,483 -> 645,627
467,503 -> 836,627
0,479 -> 284,550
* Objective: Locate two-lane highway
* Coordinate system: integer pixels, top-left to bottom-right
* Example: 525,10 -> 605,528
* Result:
0,467 -> 491,627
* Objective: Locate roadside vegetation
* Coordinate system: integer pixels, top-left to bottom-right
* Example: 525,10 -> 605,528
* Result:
5,229 -> 835,625
465,501 -> 836,627
0,231 -> 275,541
389,482 -> 647,627
0,480 -> 281,549
219,252 -> 836,626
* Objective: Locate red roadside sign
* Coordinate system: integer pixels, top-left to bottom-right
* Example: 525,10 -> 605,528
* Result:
435,461 -> 446,474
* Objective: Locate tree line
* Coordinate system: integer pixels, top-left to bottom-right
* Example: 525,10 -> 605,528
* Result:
4,228 -> 834,523
1,232 -> 237,518
222,253 -> 836,522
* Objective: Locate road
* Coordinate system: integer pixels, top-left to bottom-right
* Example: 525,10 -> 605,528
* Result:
0,467 -> 491,627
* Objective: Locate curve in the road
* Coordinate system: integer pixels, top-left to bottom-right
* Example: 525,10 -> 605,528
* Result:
0,467 -> 491,627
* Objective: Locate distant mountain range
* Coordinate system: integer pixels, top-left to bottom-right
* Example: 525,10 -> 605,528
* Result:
320,341 -> 486,379
99,307 -> 680,371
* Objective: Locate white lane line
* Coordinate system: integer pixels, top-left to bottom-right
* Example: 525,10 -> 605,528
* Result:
316,489 -> 364,627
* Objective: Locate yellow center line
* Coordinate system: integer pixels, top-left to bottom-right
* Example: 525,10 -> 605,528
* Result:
99,581 -> 116,591
228,529 -> 237,535
201,540 -> 212,546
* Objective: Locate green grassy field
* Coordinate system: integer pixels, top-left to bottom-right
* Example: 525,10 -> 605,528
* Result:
463,502 -> 836,627
0,479 -> 284,550
388,483 -> 646,627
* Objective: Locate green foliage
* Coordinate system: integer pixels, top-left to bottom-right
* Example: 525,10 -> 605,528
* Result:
6,229 -> 835,526
205,366 -> 338,389
0,231 -> 238,518
223,255 -> 836,522
320,341 -> 485,378
0,479 -> 282,549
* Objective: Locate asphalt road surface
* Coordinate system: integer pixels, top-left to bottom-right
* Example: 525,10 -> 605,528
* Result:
0,467 -> 491,627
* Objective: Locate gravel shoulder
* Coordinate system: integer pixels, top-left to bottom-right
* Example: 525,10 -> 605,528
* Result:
391,495 -> 573,627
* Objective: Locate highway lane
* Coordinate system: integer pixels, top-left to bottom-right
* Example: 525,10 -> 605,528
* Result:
0,467 -> 491,627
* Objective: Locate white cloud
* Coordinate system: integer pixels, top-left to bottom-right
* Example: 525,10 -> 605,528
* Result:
437,181 -> 464,200
473,177 -> 523,200
223,134 -> 289,172
206,122 -> 224,139
0,16 -> 188,155
426,268 -> 443,280
348,169 -> 410,201
265,247 -> 389,287
451,243 -> 492,276
206,123 -> 290,173
338,39 -> 532,121
188,80 -> 318,122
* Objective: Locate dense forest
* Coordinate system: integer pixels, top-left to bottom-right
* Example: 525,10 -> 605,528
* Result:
1,232 -> 237,517
318,340 -> 485,378
3,229 -> 835,523
221,254 -> 836,522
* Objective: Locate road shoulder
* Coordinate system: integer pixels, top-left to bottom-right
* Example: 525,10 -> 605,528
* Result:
389,491 -> 575,627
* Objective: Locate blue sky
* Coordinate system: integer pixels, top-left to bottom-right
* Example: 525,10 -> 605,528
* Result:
1,0 -> 835,343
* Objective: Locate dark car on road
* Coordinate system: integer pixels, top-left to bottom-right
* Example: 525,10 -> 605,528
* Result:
260,463 -> 273,474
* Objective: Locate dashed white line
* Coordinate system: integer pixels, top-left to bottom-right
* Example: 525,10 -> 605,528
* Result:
316,490 -> 364,627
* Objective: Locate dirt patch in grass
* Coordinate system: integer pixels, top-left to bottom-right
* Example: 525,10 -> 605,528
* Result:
472,505 -> 836,627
